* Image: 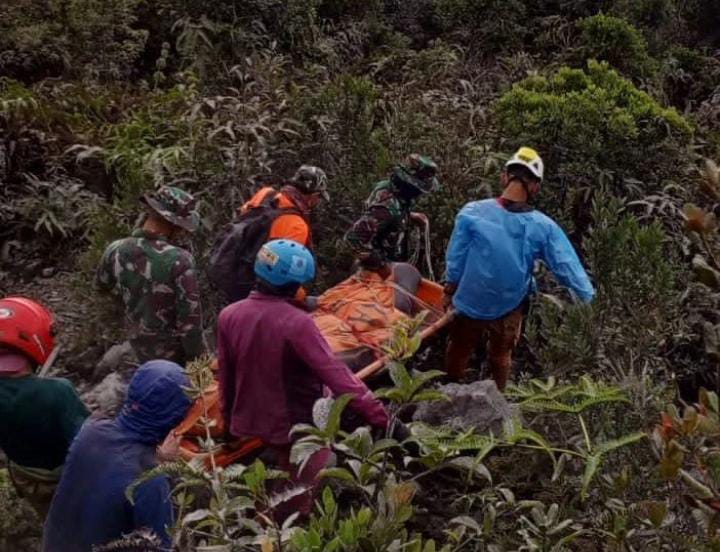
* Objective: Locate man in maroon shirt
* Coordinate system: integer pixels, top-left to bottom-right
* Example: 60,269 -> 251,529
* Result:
217,239 -> 389,517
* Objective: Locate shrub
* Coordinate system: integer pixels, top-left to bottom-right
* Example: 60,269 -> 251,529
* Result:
577,14 -> 655,78
0,469 -> 40,550
527,189 -> 680,378
494,60 -> 692,182
662,46 -> 720,111
611,0 -> 674,33
0,0 -> 147,81
433,0 -> 528,52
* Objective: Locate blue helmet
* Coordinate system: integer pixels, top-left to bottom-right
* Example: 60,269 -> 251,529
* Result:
254,239 -> 316,287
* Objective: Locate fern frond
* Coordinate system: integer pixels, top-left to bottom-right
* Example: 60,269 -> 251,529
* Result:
596,431 -> 647,455
581,432 -> 647,500
126,461 -> 205,504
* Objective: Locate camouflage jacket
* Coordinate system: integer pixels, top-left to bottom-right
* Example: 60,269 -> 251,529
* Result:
95,228 -> 204,364
345,179 -> 411,261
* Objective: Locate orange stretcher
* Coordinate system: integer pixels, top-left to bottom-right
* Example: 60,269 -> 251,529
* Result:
177,272 -> 454,468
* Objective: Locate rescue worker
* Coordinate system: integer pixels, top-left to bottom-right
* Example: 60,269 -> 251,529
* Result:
96,185 -> 204,365
208,165 -> 329,304
43,360 -> 192,552
345,154 -> 439,271
443,147 -> 595,390
0,297 -> 89,517
216,239 -> 389,519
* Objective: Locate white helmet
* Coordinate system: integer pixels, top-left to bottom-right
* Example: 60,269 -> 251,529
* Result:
505,147 -> 544,181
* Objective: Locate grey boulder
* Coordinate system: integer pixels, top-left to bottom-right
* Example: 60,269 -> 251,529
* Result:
412,380 -> 516,436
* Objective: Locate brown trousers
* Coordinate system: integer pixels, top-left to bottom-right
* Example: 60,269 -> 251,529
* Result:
445,307 -> 524,391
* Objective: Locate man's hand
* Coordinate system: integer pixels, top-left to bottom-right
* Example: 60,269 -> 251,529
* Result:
157,432 -> 182,462
409,212 -> 429,227
443,282 -> 458,308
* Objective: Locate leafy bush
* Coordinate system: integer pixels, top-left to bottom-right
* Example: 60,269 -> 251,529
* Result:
495,60 -> 692,181
432,0 -> 528,52
0,469 -> 40,550
611,0 -> 674,33
4,172 -> 101,244
526,189 -> 680,378
0,0 -> 147,81
662,46 -> 720,111
654,388 -> 720,543
577,14 -> 655,77
0,1 -> 68,80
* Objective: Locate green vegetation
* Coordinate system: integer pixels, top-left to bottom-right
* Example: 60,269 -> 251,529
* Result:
495,60 -> 692,179
577,14 -> 655,77
2,0 -> 720,549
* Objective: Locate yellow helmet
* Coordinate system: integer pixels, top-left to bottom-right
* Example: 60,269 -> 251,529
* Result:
505,147 -> 544,181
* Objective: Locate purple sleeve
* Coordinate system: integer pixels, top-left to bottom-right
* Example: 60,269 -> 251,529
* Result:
216,310 -> 234,427
289,315 -> 389,429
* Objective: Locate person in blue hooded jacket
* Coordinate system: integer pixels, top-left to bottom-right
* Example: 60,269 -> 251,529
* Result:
443,147 -> 595,390
43,360 -> 192,552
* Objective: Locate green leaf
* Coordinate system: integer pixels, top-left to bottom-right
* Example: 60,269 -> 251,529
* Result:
388,361 -> 412,390
182,508 -> 212,525
448,457 -> 492,483
503,418 -> 556,465
411,390 -> 450,403
581,453 -> 602,501
640,500 -> 668,528
290,439 -> 325,469
596,432 -> 647,455
319,467 -> 357,483
579,433 -> 645,501
325,394 -> 354,438
450,515 -> 482,533
700,388 -> 720,414
659,439 -> 685,480
679,469 -> 714,499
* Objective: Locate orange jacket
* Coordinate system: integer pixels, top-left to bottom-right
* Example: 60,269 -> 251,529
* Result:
240,187 -> 311,301
240,187 -> 311,247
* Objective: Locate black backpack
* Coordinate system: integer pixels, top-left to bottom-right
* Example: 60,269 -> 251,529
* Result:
208,191 -> 303,304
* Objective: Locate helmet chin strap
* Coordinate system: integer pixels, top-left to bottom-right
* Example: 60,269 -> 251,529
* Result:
37,345 -> 62,378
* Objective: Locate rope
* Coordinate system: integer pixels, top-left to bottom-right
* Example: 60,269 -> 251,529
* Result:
423,219 -> 436,282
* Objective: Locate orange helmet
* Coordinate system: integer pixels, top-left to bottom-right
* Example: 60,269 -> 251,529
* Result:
0,297 -> 55,365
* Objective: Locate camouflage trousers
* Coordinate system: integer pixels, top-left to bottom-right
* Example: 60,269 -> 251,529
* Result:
8,462 -> 62,519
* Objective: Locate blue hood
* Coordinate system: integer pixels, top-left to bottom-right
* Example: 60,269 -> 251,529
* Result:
117,360 -> 191,444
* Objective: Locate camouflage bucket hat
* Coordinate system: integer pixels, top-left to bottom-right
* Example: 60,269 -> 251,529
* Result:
292,165 -> 329,201
395,153 -> 440,194
142,186 -> 200,232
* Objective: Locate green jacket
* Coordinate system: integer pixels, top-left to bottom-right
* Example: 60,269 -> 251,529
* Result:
345,179 -> 411,261
0,375 -> 89,470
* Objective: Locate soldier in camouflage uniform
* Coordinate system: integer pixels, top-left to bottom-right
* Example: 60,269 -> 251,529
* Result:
96,186 -> 204,365
345,154 -> 440,270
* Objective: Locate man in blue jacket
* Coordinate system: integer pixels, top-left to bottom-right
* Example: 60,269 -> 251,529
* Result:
444,147 -> 595,390
43,360 -> 192,551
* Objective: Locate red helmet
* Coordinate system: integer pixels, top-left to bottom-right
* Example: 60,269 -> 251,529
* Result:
0,297 -> 55,365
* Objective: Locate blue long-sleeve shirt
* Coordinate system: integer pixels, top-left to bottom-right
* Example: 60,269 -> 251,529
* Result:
43,361 -> 191,552
42,419 -> 174,551
445,199 -> 594,320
